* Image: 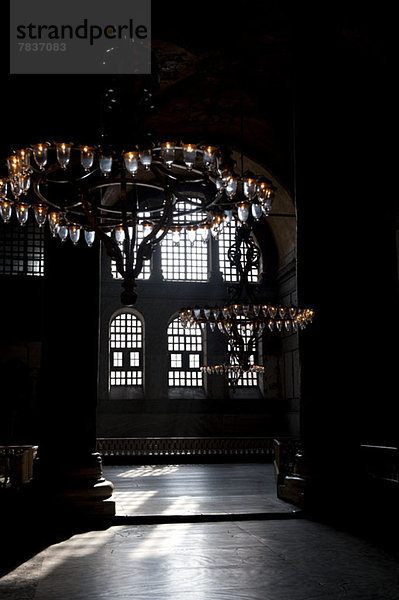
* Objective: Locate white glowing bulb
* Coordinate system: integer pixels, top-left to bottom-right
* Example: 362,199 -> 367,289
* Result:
84,229 -> 95,247
33,143 -> 48,170
99,155 -> 113,176
33,204 -> 48,228
56,143 -> 72,169
69,224 -> 81,245
123,151 -> 139,175
58,224 -> 69,242
0,200 -> 13,223
80,146 -> 94,172
15,202 -> 29,226
237,203 -> 249,223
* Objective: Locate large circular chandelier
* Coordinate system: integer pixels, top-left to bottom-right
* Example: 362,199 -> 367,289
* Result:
0,141 -> 277,305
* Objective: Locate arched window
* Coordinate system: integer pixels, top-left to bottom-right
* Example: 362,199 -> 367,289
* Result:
218,218 -> 259,283
167,316 -> 203,387
161,200 -> 208,281
109,311 -> 143,388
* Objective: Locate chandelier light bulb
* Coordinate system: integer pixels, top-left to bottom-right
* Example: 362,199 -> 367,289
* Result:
84,229 -> 95,247
80,146 -> 95,172
33,203 -> 48,227
139,149 -> 152,170
15,202 -> 29,226
225,176 -> 237,198
123,151 -> 139,176
243,177 -> 257,199
182,143 -> 196,169
251,202 -> 262,220
33,143 -> 48,170
237,203 -> 249,223
172,228 -> 180,245
142,221 -> 153,237
224,209 -> 233,223
187,227 -> 196,245
202,146 -> 216,168
58,224 -> 69,242
48,212 -> 60,237
199,225 -> 210,243
161,142 -> 175,168
0,200 -> 13,223
17,148 -> 31,173
262,196 -> 274,215
56,143 -> 72,169
114,226 -> 125,244
99,154 -> 113,176
7,155 -> 20,177
0,178 -> 8,198
69,224 -> 81,245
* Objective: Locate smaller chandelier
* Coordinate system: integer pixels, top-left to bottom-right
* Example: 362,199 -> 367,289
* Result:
180,303 -> 315,334
180,301 -> 315,385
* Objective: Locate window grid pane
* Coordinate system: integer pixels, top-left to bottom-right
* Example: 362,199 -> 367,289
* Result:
218,219 -> 258,283
109,312 -> 143,388
0,220 -> 44,277
167,318 -> 203,387
161,200 -> 208,281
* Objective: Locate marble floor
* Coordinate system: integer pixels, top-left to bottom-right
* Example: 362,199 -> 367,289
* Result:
1,463 -> 399,599
103,463 -> 298,518
1,518 -> 399,599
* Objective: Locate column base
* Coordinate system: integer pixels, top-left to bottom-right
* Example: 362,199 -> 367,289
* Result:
36,451 -> 115,518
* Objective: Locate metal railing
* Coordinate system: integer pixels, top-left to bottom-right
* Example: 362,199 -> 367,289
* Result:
360,444 -> 399,484
0,445 -> 38,487
96,437 -> 276,460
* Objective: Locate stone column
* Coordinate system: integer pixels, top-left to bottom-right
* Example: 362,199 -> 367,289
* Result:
289,12 -> 399,511
37,233 -> 114,517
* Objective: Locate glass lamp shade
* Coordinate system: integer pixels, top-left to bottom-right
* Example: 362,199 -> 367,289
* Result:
182,144 -> 196,169
15,202 -> 29,226
187,227 -> 196,244
262,195 -> 274,215
48,212 -> 60,236
202,146 -> 217,168
139,149 -> 152,170
114,227 -> 125,244
17,149 -> 31,173
199,225 -> 210,243
84,229 -> 95,247
69,224 -> 81,245
142,221 -> 153,237
123,151 -> 139,175
172,229 -> 180,245
225,177 -> 237,199
224,209 -> 233,223
33,203 -> 48,227
58,224 -> 69,242
0,200 -> 13,223
251,203 -> 262,220
0,178 -> 8,198
99,155 -> 113,176
56,143 -> 72,169
33,143 -> 48,170
243,178 -> 257,199
80,146 -> 95,172
237,203 -> 249,223
7,155 -> 21,177
161,142 -> 175,167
